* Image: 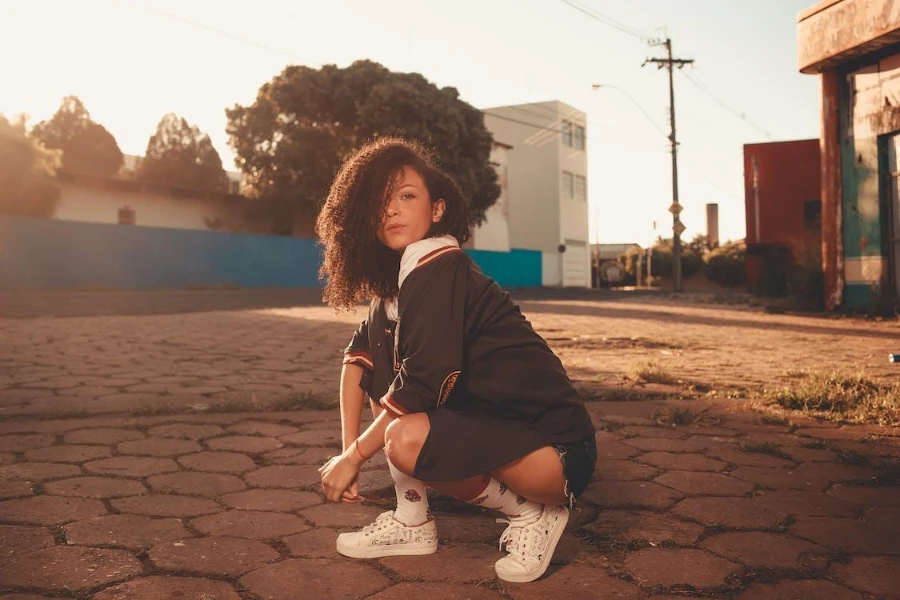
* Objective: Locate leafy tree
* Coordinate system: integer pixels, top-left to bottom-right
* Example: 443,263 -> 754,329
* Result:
226,60 -> 500,234
136,113 -> 229,192
31,96 -> 123,177
0,114 -> 62,218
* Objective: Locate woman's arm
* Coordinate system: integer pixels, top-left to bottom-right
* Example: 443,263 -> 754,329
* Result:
320,408 -> 394,503
340,363 -> 366,452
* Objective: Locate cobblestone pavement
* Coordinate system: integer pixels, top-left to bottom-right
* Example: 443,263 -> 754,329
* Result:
0,293 -> 898,598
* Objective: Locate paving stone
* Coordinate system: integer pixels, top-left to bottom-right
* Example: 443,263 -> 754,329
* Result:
705,446 -> 794,467
700,531 -> 823,568
681,435 -> 738,452
227,421 -> 299,436
735,579 -> 864,600
147,471 -> 246,496
221,489 -> 321,512
23,445 -> 111,463
584,510 -> 704,546
438,514 -> 507,544
594,459 -> 658,481
265,446 -> 335,465
0,480 -> 33,499
63,428 -> 144,444
752,489 -> 859,518
44,476 -> 147,499
283,527 -> 340,557
623,548 -> 740,589
240,558 -> 390,600
280,429 -> 342,446
0,495 -> 106,525
206,435 -> 283,453
358,468 -> 395,496
178,451 -> 256,473
244,464 -> 321,488
830,556 -> 900,596
672,497 -> 790,529
191,510 -> 310,539
112,494 -> 221,518
149,536 -> 280,577
728,466 -> 831,492
93,576 -> 240,600
368,582 -> 503,600
790,516 -> 896,554
64,513 -> 190,550
795,461 -> 879,484
580,481 -> 684,509
0,462 -> 80,481
148,423 -> 225,440
865,506 -> 900,533
116,438 -> 203,457
300,502 -> 387,528
597,439 -> 641,460
0,433 -> 55,452
0,546 -> 142,591
794,427 -> 856,441
0,453 -> 14,465
636,451 -> 727,472
84,456 -> 179,478
620,437 -> 702,453
828,484 -> 900,506
0,594 -> 55,599
0,524 -> 55,559
781,446 -> 837,462
655,471 -> 754,496
620,426 -> 688,439
380,543 -> 498,583
503,565 -> 646,599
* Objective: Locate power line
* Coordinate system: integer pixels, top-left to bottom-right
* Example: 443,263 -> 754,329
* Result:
559,0 -> 651,41
681,72 -> 772,140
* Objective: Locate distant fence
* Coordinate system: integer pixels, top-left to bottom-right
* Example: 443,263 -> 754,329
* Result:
0,216 -> 542,291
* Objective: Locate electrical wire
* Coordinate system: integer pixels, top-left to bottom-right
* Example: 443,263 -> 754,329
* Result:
681,72 -> 772,140
558,0 -> 651,41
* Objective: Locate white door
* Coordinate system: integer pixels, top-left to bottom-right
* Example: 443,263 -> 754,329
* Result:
562,239 -> 588,288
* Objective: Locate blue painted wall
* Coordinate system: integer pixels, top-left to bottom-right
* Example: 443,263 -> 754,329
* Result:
465,248 -> 542,288
0,216 -> 541,291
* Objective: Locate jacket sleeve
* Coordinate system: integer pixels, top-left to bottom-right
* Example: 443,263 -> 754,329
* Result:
379,252 -> 466,417
343,319 -> 373,371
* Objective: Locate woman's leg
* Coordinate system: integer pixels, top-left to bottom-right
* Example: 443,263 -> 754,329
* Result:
385,413 -> 567,505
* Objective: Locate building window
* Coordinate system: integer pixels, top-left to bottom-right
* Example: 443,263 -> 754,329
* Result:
575,175 -> 586,202
118,206 -> 135,225
561,120 -> 573,147
574,125 -> 585,150
562,171 -> 574,199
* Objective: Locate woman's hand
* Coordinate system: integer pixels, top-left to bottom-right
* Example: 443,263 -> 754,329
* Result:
319,452 -> 363,503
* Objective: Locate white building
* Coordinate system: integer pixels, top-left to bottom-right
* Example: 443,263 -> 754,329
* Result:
483,101 -> 590,287
468,141 -> 512,252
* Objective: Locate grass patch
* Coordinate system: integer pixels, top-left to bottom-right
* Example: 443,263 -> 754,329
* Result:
653,406 -> 704,426
207,399 -> 260,413
761,370 -> 900,425
269,391 -> 337,411
628,360 -> 676,385
129,405 -> 182,418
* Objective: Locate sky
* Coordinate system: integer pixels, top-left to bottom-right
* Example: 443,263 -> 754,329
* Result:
0,0 -> 821,246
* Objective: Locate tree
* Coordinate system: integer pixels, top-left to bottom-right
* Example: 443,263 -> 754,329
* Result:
136,114 -> 229,192
226,60 -> 500,233
31,96 -> 123,177
0,114 -> 62,218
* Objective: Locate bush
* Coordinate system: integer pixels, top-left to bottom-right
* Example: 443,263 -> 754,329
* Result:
704,242 -> 746,287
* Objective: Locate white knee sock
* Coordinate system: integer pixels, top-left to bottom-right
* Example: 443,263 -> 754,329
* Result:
386,456 -> 430,526
467,476 -> 542,524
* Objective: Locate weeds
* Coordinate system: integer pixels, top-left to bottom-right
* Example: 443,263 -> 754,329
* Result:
739,441 -> 793,461
628,360 -> 676,385
270,391 -> 337,411
653,406 -> 703,426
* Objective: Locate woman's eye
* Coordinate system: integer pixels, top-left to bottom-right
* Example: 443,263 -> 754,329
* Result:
401,193 -> 415,200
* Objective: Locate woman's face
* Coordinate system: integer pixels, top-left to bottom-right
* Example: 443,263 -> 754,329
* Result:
377,166 -> 445,252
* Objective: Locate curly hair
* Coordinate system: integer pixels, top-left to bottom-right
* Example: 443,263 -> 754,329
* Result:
316,137 -> 471,311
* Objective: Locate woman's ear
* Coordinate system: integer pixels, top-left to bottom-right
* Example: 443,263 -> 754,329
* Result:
432,199 -> 446,223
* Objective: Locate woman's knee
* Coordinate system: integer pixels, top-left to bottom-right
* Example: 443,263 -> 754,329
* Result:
384,414 -> 429,475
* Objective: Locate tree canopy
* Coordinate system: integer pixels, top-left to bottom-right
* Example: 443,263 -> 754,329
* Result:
31,96 -> 123,177
135,113 -> 229,192
226,60 -> 500,233
0,115 -> 62,218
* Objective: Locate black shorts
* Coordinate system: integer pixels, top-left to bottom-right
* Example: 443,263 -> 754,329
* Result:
554,436 -> 597,508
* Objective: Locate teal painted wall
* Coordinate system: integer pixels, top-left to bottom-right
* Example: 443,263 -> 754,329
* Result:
465,248 -> 542,288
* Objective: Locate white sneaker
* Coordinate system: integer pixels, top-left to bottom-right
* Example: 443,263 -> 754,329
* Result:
336,510 -> 438,559
495,504 -> 569,583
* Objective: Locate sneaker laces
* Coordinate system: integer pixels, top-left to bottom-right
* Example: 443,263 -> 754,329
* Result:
361,510 -> 395,536
496,518 -> 521,554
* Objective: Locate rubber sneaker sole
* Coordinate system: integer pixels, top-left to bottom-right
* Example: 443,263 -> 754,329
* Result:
336,536 -> 437,559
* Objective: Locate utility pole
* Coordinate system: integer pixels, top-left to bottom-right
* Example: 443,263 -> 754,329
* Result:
644,38 -> 693,292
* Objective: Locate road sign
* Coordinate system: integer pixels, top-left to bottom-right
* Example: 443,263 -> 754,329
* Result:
668,202 -> 682,215
673,220 -> 686,237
